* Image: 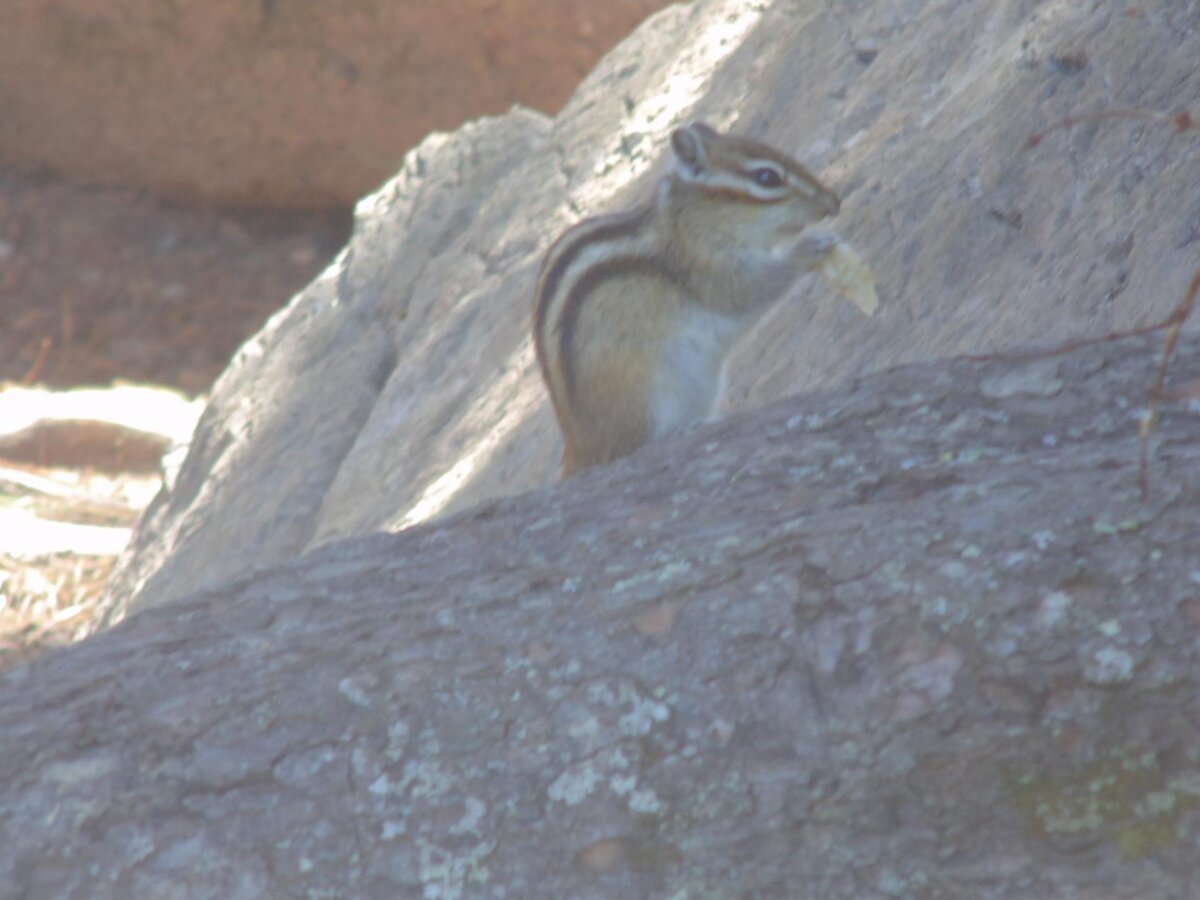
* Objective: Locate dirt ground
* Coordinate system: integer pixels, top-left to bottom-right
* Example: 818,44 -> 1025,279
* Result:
0,165 -> 352,669
0,167 -> 350,390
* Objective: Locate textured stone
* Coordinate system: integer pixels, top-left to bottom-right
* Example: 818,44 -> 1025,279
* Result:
4,332 -> 1200,897
97,0 -> 1200,630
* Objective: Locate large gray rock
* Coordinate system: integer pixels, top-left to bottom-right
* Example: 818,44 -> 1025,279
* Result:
98,0 -> 1200,625
4,332 -> 1200,897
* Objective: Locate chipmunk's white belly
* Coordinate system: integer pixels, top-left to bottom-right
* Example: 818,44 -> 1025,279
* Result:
651,306 -> 747,438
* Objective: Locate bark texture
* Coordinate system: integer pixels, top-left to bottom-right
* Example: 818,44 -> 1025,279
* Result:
4,332 -> 1199,898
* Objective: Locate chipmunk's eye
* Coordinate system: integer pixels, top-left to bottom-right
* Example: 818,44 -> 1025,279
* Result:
750,166 -> 784,189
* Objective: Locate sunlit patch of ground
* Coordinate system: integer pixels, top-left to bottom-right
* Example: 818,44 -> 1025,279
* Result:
0,384 -> 201,671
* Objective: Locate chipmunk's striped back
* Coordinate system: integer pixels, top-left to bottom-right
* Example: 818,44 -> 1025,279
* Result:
534,207 -> 660,430
533,122 -> 841,476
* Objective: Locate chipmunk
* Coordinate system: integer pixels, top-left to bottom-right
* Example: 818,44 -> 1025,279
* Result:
533,122 -> 842,477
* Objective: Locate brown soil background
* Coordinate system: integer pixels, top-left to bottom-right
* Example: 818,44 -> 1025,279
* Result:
0,168 -> 350,391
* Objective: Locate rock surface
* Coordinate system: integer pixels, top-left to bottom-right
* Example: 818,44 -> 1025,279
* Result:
5,331 -> 1200,897
0,0 -> 672,209
96,0 -> 1200,627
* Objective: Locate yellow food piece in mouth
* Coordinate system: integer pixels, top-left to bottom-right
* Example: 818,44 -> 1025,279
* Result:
819,242 -> 879,316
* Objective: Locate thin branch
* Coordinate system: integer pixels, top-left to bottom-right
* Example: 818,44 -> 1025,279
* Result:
1139,266 -> 1200,498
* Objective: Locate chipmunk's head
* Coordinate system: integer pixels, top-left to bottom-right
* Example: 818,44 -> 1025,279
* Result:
666,122 -> 840,237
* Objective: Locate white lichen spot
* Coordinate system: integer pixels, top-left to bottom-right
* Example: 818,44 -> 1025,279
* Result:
298,856 -> 314,873
340,681 -> 372,710
386,720 -> 411,762
709,718 -> 735,746
903,649 -> 962,700
557,658 -> 582,680
382,820 -> 406,840
987,637 -> 1018,658
42,753 -> 117,786
584,682 -> 617,706
273,746 -> 335,788
629,787 -> 662,814
1037,798 -> 1103,833
612,571 -> 651,593
567,715 -> 601,743
1135,790 -> 1178,818
369,774 -> 393,797
1093,519 -> 1141,535
618,695 -> 671,736
788,411 -> 833,430
1031,530 -> 1055,551
351,745 -> 374,781
1086,646 -> 1135,684
1042,434 -> 1058,446
1037,591 -> 1073,629
606,747 -> 631,770
939,560 -> 969,580
613,561 -> 693,593
960,544 -> 981,559
980,362 -> 1063,398
418,838 -> 494,900
402,759 -> 454,800
1098,619 -> 1121,638
562,577 -> 580,593
877,869 -> 908,896
1172,773 -> 1200,797
1123,752 -> 1157,773
338,678 -> 371,707
610,775 -> 637,796
853,613 -> 879,655
656,562 -> 691,583
548,763 -> 601,805
448,797 -> 487,836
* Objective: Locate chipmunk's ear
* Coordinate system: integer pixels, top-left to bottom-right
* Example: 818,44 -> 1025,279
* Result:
670,123 -> 712,176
